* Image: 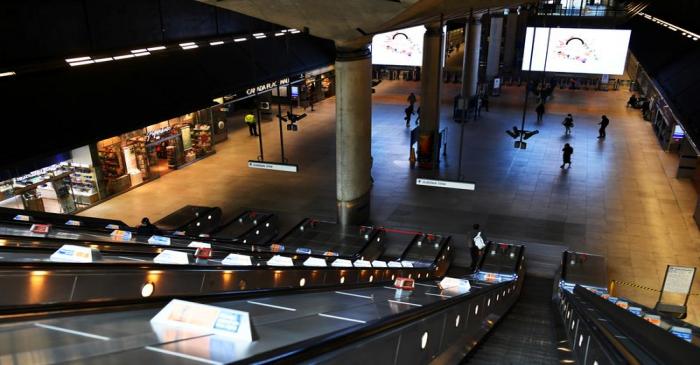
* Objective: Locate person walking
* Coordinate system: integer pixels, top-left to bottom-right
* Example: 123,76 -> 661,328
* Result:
470,224 -> 486,271
562,114 -> 574,135
404,103 -> 415,127
244,113 -> 258,136
598,115 -> 610,139
407,92 -> 417,107
561,143 -> 574,169
535,102 -> 545,123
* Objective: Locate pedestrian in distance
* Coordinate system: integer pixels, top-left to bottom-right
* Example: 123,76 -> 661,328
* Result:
535,102 -> 545,123
470,224 -> 486,271
562,114 -> 574,135
561,143 -> 574,169
407,92 -> 417,107
481,94 -> 490,112
598,115 -> 610,139
404,103 -> 415,127
626,94 -> 637,108
244,113 -> 258,136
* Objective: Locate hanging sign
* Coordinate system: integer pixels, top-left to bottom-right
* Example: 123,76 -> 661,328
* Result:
438,277 -> 471,291
267,255 -> 294,267
416,178 -> 475,191
248,161 -> 299,173
151,299 -> 254,342
245,78 -> 290,96
30,224 -> 51,234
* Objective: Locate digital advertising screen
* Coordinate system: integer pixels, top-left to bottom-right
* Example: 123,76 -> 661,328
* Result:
521,27 -> 631,75
372,26 -> 426,66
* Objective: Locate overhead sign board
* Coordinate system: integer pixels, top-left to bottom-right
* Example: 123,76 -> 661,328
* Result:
416,178 -> 475,191
248,161 -> 299,173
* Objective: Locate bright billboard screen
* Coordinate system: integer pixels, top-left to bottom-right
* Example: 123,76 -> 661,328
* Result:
521,27 -> 631,75
372,26 -> 425,66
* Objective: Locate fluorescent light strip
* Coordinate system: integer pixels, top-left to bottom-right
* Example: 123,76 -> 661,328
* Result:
639,12 -> 700,40
0,71 -> 16,77
275,33 -> 284,37
182,45 -> 198,50
69,60 -> 95,66
254,35 -> 266,39
253,33 -> 265,37
94,57 -> 113,63
65,56 -> 91,62
234,38 -> 247,42
179,42 -> 195,47
131,49 -> 147,53
210,41 -> 224,46
290,30 -> 301,34
133,52 -> 150,57
147,46 -> 166,51
113,54 -> 134,60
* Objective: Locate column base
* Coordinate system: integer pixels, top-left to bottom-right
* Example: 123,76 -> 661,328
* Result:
337,192 -> 370,226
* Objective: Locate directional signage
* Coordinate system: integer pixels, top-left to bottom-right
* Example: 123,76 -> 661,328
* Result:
50,244 -> 94,263
416,178 -> 475,191
248,161 -> 298,173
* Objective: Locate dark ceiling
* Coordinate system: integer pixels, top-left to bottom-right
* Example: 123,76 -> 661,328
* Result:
0,0 -> 335,171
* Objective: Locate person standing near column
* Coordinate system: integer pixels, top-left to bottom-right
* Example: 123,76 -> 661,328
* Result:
244,113 -> 258,136
598,115 -> 610,139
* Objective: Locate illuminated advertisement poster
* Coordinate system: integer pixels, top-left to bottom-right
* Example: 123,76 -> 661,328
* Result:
522,27 -> 631,75
372,26 -> 425,66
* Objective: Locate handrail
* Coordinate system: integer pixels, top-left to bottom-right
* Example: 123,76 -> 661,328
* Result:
563,287 -> 639,364
236,280 -> 514,365
573,285 -> 700,364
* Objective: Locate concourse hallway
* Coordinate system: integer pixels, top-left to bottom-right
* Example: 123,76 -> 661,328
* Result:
81,79 -> 700,325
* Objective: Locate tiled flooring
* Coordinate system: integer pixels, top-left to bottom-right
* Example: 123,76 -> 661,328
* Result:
81,79 -> 700,324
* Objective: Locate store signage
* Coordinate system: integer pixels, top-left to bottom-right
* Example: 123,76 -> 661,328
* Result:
148,235 -> 171,246
246,78 -> 290,96
151,299 -> 253,342
401,261 -> 414,268
50,244 -> 94,263
267,255 -> 294,267
154,250 -> 190,265
248,161 -> 299,173
353,259 -> 372,268
332,259 -> 353,268
13,215 -> 30,221
30,224 -> 51,234
438,277 -> 471,291
303,257 -> 327,267
105,224 -> 120,230
416,178 -> 475,191
372,260 -> 388,268
222,253 -> 253,266
65,220 -> 82,226
388,261 -> 403,268
188,241 -> 211,249
110,230 -> 133,241
662,265 -> 696,294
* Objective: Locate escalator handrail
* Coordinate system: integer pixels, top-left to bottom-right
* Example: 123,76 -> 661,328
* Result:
0,207 -> 128,228
235,280 -> 515,365
573,285 -> 700,364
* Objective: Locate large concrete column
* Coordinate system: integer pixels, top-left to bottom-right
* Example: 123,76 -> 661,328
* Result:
485,15 -> 504,80
502,11 -> 519,71
463,15 -> 482,99
417,22 -> 444,168
335,43 -> 372,225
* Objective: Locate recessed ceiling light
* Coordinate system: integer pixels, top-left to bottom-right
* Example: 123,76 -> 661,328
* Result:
69,60 -> 95,66
0,71 -> 16,77
182,45 -> 198,50
94,57 -> 113,63
131,49 -> 147,53
65,56 -> 91,63
147,46 -> 166,51
234,37 -> 247,42
179,42 -> 195,47
210,41 -> 224,46
114,54 -> 134,60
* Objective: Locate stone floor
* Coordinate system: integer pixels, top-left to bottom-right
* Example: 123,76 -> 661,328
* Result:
81,79 -> 700,325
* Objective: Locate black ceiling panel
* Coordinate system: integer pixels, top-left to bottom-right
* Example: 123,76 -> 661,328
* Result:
160,0 -> 218,41
84,0 -> 163,52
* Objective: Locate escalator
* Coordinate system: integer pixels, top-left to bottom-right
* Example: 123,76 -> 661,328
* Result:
464,276 -> 560,364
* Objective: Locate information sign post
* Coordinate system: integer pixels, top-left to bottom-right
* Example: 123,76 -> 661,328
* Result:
655,265 -> 696,319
